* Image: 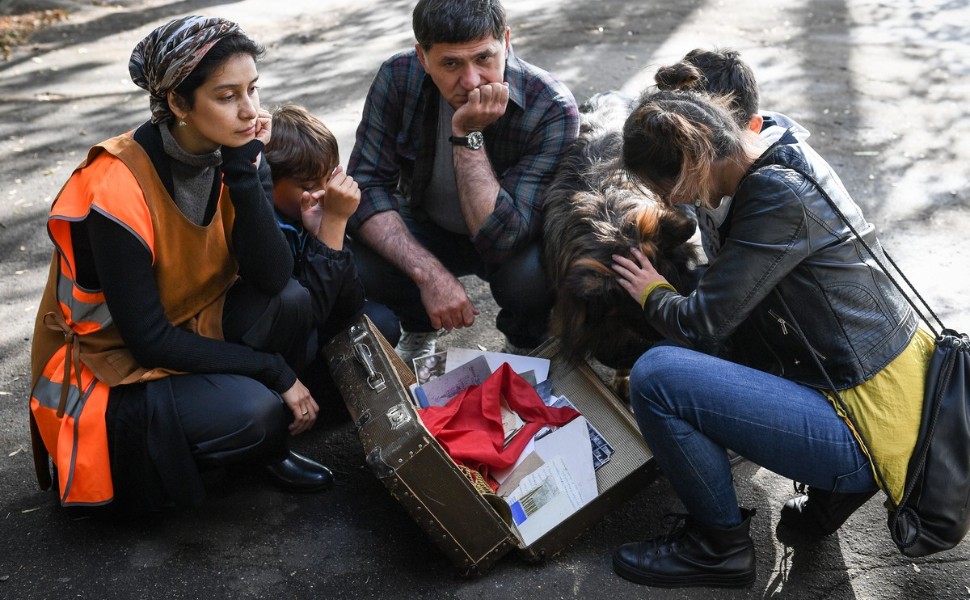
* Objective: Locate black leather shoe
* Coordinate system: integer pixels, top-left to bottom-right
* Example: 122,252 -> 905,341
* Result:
779,485 -> 876,536
612,508 -> 757,588
265,451 -> 334,493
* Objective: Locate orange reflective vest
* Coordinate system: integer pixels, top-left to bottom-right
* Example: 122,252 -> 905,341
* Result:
29,132 -> 238,506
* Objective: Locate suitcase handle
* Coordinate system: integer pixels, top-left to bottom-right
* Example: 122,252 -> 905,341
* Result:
353,342 -> 387,392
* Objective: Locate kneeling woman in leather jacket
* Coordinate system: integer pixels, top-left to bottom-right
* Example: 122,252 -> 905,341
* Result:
610,89 -> 933,588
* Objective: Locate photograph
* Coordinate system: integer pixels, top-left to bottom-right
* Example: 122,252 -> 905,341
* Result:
413,351 -> 447,385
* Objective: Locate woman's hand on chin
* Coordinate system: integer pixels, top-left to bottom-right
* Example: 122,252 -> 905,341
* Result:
254,109 -> 272,145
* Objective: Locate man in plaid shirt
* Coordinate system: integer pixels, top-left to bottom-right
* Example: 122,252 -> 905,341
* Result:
347,0 -> 579,362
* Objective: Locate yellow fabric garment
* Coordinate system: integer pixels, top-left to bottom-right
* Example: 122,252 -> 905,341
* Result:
641,281 -> 676,309
826,328 -> 935,505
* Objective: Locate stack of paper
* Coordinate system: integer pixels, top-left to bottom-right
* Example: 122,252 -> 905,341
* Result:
498,417 -> 598,545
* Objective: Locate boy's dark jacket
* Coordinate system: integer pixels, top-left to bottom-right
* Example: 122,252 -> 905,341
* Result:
274,210 -> 365,343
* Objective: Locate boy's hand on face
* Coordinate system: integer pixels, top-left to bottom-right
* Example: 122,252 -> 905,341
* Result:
300,166 -> 358,250
321,165 -> 360,220
452,82 -> 509,136
299,188 -> 326,238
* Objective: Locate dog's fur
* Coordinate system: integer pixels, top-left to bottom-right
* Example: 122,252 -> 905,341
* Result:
543,92 -> 699,368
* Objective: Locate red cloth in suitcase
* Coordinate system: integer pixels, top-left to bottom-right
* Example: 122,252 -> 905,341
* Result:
420,363 -> 580,485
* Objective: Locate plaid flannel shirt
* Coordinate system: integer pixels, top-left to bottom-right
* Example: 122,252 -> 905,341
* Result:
347,48 -> 579,264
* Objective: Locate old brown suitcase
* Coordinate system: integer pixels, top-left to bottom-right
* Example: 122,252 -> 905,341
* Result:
323,316 -> 657,576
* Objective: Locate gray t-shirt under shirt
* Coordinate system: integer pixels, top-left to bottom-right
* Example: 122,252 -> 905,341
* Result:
422,96 -> 469,235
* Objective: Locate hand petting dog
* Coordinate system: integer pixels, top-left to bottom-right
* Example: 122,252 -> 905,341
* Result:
613,247 -> 670,305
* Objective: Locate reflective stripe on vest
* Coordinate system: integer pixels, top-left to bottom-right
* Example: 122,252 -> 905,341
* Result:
33,374 -> 84,419
30,347 -> 112,506
55,266 -> 113,332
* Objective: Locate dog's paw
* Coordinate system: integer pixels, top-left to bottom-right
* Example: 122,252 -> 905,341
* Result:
611,369 -> 631,404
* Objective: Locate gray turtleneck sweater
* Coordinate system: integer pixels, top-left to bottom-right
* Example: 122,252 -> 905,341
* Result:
159,124 -> 221,225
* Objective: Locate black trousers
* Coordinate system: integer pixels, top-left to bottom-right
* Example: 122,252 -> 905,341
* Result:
105,371 -> 288,516
104,279 -> 311,515
223,277 -> 400,405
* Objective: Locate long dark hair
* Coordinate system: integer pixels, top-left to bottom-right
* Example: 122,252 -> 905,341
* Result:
622,90 -> 759,206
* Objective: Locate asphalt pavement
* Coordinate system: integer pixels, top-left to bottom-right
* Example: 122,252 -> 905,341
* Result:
1,1 -> 969,598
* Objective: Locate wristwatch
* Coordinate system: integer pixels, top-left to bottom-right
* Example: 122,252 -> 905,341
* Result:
448,131 -> 484,150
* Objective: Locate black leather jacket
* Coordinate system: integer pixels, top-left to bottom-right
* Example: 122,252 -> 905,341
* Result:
645,131 -> 917,389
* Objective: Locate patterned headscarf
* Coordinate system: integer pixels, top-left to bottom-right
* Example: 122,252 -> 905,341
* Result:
129,16 -> 241,124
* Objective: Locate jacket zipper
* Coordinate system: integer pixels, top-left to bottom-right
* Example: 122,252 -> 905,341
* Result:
768,309 -> 827,362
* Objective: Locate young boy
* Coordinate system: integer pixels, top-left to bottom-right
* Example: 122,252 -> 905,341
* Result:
655,47 -> 810,139
263,104 -> 399,402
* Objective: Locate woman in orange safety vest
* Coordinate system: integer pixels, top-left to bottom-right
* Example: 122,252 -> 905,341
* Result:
29,16 -> 335,514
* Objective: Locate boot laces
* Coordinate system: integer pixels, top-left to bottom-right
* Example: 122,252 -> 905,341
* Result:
655,513 -> 692,547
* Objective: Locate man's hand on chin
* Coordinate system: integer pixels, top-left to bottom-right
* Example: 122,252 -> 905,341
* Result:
453,82 -> 509,135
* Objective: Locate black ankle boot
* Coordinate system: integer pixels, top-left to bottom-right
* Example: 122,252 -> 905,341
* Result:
612,508 -> 756,588
265,451 -> 334,493
779,485 -> 876,536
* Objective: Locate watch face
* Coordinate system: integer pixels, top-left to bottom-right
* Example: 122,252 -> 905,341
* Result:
466,131 -> 484,150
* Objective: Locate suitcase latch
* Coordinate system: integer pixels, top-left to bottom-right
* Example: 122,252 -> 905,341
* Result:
349,322 -> 368,342
353,342 -> 387,392
386,403 -> 412,429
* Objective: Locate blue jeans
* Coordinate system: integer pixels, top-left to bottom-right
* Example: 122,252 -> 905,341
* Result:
630,345 -> 878,529
352,208 -> 553,348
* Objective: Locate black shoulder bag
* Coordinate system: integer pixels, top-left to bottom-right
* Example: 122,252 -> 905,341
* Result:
770,166 -> 970,558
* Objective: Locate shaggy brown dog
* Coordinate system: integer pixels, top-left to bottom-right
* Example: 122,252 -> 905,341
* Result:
543,92 -> 699,369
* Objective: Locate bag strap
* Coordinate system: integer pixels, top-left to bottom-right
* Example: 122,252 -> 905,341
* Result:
774,162 -> 945,337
